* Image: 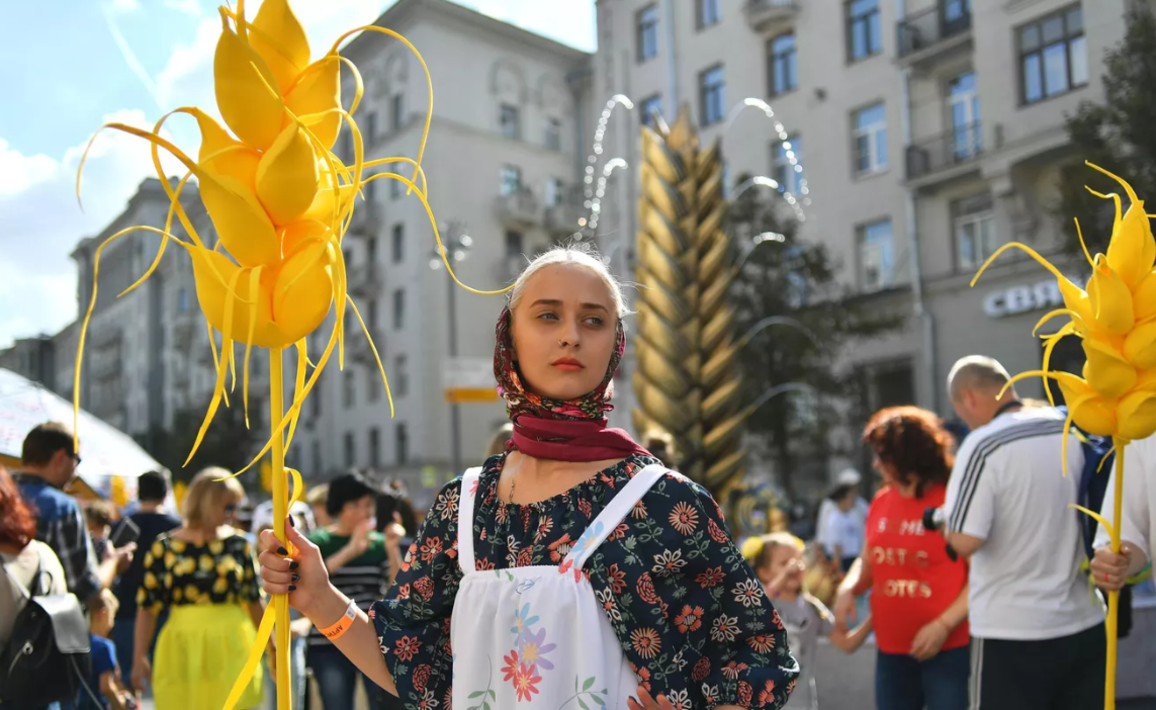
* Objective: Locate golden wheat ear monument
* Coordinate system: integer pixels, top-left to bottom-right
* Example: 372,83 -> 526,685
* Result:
633,104 -> 780,529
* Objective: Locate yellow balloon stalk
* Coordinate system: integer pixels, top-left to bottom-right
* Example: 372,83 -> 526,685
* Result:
71,1 -> 511,708
972,162 -> 1156,710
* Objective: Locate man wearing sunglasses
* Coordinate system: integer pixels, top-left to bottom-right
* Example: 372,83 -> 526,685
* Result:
13,422 -> 135,612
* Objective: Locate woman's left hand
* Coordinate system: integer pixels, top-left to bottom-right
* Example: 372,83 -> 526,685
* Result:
910,618 -> 950,661
627,688 -> 678,710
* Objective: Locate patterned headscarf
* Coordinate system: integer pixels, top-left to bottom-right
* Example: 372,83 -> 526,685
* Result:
493,306 -> 625,422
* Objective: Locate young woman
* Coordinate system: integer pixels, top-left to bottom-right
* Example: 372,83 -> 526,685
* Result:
133,468 -> 266,710
259,246 -> 798,710
834,407 -> 970,710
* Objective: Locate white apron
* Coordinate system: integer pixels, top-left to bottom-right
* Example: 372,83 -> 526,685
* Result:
450,463 -> 670,708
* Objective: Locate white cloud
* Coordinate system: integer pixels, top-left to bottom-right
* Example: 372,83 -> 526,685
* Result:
0,110 -> 184,349
109,0 -> 141,13
164,0 -> 202,16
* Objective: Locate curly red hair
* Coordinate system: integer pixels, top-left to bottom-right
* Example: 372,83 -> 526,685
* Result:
0,464 -> 37,548
862,406 -> 955,498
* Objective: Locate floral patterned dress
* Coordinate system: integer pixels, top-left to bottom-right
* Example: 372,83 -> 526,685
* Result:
372,453 -> 798,710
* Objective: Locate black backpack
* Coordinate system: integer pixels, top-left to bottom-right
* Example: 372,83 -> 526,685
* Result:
0,543 -> 91,707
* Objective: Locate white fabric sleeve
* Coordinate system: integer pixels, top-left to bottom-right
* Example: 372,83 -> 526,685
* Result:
944,434 -> 995,539
1094,437 -> 1152,562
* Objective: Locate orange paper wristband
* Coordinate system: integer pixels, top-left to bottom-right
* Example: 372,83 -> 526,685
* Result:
319,599 -> 359,641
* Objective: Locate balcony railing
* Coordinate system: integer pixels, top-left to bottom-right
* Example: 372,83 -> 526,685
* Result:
897,3 -> 972,59
744,0 -> 799,33
544,187 -> 586,235
347,263 -> 382,298
349,329 -> 381,364
906,122 -> 983,182
347,199 -> 380,238
494,188 -> 541,227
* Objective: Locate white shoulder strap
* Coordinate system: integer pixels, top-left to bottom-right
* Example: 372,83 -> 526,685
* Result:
563,464 -> 675,570
457,467 -> 484,575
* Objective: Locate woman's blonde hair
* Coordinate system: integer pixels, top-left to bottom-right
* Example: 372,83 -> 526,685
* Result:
183,467 -> 245,528
508,245 -> 628,318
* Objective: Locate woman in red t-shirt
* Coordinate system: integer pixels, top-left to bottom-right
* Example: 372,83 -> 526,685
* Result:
833,406 -> 970,710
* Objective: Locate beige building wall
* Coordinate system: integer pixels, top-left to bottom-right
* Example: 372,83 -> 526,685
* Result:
593,0 -> 1128,485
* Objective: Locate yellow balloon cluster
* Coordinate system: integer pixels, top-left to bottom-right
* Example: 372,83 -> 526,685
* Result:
73,0 -> 507,472
972,162 -> 1156,710
974,163 -> 1156,456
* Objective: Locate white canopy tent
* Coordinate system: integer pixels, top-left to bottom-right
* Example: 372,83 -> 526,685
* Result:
0,368 -> 164,503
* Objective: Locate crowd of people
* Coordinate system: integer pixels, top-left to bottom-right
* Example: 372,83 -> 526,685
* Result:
2,242 -> 1152,710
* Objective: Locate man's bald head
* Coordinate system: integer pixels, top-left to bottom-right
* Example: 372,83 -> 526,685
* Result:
948,356 -> 1015,400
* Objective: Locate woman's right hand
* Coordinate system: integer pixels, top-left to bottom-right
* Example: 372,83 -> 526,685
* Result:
131,657 -> 150,692
833,587 -> 857,631
259,525 -> 331,619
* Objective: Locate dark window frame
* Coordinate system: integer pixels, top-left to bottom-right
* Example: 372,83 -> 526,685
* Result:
1017,5 -> 1086,105
767,33 -> 798,97
846,0 -> 883,63
637,4 -> 659,63
699,64 -> 726,127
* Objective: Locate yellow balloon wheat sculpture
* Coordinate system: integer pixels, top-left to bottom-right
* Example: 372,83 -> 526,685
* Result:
973,162 -> 1156,710
72,2 -> 509,708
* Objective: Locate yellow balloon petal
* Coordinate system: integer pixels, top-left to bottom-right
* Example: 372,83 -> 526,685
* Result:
198,168 -> 281,267
1089,162 -> 1156,289
1117,389 -> 1156,442
249,0 -> 311,94
284,54 -> 342,151
1082,338 -> 1138,399
188,108 -> 261,191
1123,320 -> 1156,371
256,122 -> 320,226
1134,270 -> 1156,322
273,242 -> 335,343
214,13 -> 285,152
1087,255 -> 1135,335
301,160 -> 354,226
1050,371 -> 1118,436
188,246 -> 279,348
280,220 -> 328,258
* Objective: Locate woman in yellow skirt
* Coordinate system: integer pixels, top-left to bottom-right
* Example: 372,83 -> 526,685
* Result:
131,468 -> 267,709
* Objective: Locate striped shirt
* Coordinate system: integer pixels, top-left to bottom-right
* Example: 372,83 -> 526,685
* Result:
943,406 -> 1104,640
307,528 -> 390,646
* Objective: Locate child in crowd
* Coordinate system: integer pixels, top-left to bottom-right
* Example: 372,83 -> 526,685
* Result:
745,533 -> 873,710
83,500 -> 117,564
78,589 -> 137,710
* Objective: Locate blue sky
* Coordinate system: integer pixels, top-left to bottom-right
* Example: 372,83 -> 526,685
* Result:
0,0 -> 595,348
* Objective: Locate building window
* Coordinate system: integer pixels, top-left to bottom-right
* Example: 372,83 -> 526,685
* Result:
393,289 -> 405,330
948,71 -> 982,159
847,0 -> 882,62
367,367 -> 380,402
366,112 -> 379,145
177,288 -> 189,313
858,219 -> 895,292
545,178 -> 563,207
391,224 -> 404,263
343,369 -> 355,408
506,231 -> 524,258
395,423 -> 409,465
343,432 -> 355,468
364,177 -> 376,202
771,136 -> 804,195
640,94 -> 663,127
768,34 -> 797,97
852,102 -> 888,176
369,427 -> 380,467
395,354 -> 408,397
311,441 -> 321,476
390,175 -> 403,199
637,5 -> 659,62
310,377 -> 322,419
953,193 -> 997,271
500,165 -> 522,196
367,299 -> 378,330
699,65 -> 726,127
1019,6 -> 1086,105
366,236 -> 377,265
499,103 -> 521,140
697,0 -> 721,29
544,117 -> 562,151
390,93 -> 404,131
340,130 -> 353,162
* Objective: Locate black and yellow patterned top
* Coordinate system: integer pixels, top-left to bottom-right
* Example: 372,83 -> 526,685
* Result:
136,532 -> 260,611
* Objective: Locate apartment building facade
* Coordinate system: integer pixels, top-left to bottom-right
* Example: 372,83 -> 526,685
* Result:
593,0 -> 1126,457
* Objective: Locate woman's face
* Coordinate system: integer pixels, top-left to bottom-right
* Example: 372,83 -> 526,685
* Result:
510,264 -> 618,401
213,495 -> 242,528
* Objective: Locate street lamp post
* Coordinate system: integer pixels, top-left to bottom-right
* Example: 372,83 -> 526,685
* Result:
430,222 -> 473,477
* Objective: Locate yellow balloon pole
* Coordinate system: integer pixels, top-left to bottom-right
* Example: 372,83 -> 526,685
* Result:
1105,443 -> 1125,710
269,347 -> 291,710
